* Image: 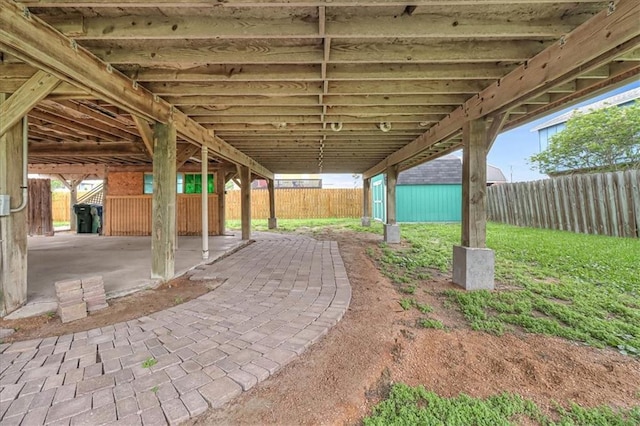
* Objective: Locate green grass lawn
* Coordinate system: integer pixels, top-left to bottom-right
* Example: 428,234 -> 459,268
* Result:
237,219 -> 639,354
53,221 -> 70,228
364,383 -> 640,426
389,223 -> 640,355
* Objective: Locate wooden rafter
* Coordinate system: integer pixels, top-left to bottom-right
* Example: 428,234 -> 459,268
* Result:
0,0 -> 273,179
176,144 -> 200,169
1,0 -> 636,174
132,115 -> 154,156
0,70 -> 60,136
364,0 -> 640,178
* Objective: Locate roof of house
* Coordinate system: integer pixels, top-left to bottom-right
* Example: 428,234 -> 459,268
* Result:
397,155 -> 507,185
531,87 -> 640,132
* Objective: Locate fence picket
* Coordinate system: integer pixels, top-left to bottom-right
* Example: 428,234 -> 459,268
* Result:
486,171 -> 638,238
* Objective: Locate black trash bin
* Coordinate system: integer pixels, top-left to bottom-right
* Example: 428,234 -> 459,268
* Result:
73,203 -> 93,234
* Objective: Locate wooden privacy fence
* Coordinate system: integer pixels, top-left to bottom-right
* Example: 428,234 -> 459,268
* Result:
55,189 -> 362,224
226,188 -> 362,220
52,192 -> 71,222
52,191 -> 88,222
104,194 -> 220,236
487,170 -> 640,238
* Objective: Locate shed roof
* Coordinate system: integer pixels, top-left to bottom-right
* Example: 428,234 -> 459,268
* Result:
397,155 -> 507,185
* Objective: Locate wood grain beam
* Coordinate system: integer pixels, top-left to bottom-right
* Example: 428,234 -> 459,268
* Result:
0,0 -> 273,179
146,82 -> 322,96
48,14 -> 573,40
120,63 -> 515,83
0,70 -> 60,136
164,95 -> 320,106
29,142 -> 146,157
85,41 -> 323,65
18,1 -> 609,7
124,64 -> 320,82
78,39 -> 550,66
28,163 -> 108,175
328,80 -> 492,95
132,115 -> 155,156
42,100 -> 138,135
330,40 -> 552,63
29,109 -> 127,141
176,144 -> 200,168
363,0 -> 640,178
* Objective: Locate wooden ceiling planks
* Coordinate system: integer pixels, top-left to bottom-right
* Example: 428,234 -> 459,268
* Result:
2,0 -> 639,173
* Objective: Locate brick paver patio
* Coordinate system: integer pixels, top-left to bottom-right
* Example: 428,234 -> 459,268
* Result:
0,234 -> 351,425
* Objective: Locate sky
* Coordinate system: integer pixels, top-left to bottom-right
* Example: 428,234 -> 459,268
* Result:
488,80 -> 640,182
281,80 -> 639,188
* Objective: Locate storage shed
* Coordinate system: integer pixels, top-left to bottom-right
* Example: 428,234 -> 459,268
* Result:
372,155 -> 507,223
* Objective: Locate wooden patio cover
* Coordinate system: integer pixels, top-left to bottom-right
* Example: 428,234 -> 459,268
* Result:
1,0 -> 639,178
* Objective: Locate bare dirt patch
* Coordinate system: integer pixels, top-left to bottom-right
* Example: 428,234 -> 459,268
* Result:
0,277 -> 215,343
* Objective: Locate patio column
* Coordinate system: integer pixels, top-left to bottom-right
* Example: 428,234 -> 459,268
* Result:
453,118 -> 495,290
151,121 -> 177,281
361,177 -> 371,227
201,146 -> 209,260
57,175 -> 87,232
216,169 -> 226,235
384,165 -> 400,243
0,104 -> 28,316
268,178 -> 277,229
240,165 -> 251,240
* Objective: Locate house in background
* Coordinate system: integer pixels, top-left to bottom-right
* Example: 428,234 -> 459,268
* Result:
532,87 -> 640,152
372,155 -> 507,223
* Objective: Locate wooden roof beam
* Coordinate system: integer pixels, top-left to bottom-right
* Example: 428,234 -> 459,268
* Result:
0,70 -> 60,136
363,0 -> 640,178
0,0 -> 273,179
19,1 -> 609,8
80,40 -> 549,66
47,13 -> 573,41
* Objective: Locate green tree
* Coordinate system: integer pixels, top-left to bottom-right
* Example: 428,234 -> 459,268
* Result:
530,101 -> 640,174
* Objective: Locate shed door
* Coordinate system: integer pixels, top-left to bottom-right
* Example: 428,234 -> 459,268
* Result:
372,179 -> 385,222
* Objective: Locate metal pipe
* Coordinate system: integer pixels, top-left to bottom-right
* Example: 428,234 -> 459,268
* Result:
10,117 -> 28,213
201,146 -> 209,260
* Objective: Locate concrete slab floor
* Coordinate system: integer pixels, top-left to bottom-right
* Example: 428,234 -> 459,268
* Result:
13,232 -> 245,317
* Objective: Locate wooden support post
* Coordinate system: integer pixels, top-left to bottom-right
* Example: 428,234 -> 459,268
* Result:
384,165 -> 400,243
0,98 -> 28,316
267,178 -> 277,230
453,118 -> 495,291
462,119 -> 488,248
201,146 -> 209,260
240,165 -> 251,240
361,177 -> 371,227
69,183 -> 78,231
57,174 -> 88,232
102,174 -> 108,235
216,170 -> 226,235
151,121 -> 177,281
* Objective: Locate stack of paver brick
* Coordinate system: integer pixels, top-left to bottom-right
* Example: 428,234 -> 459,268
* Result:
55,279 -> 87,323
54,276 -> 109,323
82,275 -> 109,312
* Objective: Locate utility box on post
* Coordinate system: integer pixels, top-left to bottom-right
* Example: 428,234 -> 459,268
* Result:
0,195 -> 10,216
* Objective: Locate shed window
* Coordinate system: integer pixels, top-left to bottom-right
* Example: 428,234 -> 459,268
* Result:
143,173 -> 185,194
184,174 -> 215,194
